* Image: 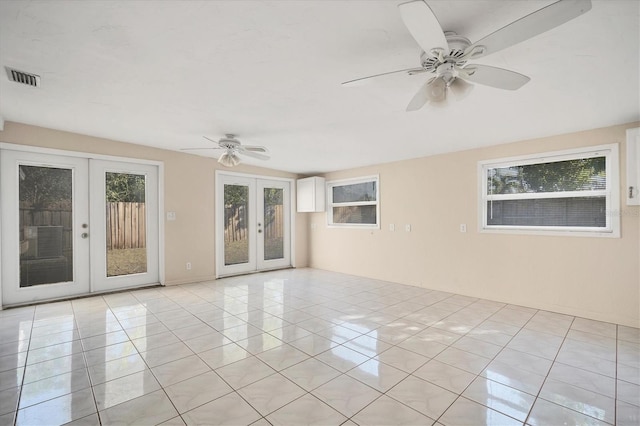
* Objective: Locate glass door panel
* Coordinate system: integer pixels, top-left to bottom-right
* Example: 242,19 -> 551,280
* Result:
257,180 -> 290,271
105,172 -> 148,277
217,175 -> 256,276
1,151 -> 90,305
262,187 -> 284,260
19,165 -> 74,287
90,160 -> 159,293
224,184 -> 250,266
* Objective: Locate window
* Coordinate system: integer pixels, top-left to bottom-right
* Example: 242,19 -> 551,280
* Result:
327,176 -> 379,228
479,144 -> 619,237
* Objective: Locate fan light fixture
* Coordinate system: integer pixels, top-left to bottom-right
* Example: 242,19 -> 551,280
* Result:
426,76 -> 447,103
218,151 -> 241,167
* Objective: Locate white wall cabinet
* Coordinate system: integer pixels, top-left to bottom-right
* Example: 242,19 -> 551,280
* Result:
627,127 -> 640,205
297,176 -> 325,212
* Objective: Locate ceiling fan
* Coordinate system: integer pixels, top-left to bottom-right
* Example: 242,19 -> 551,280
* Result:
181,134 -> 270,167
343,0 -> 592,111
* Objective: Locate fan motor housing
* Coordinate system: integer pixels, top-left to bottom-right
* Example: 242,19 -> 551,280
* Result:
219,134 -> 241,150
420,32 -> 471,72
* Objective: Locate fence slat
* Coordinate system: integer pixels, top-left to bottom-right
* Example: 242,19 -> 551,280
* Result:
105,202 -> 147,250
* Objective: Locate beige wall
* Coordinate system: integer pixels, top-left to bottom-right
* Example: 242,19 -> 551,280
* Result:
0,122 -> 309,286
309,123 -> 640,327
2,121 -> 638,327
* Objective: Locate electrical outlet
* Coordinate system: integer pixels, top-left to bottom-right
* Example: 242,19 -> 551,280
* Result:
405,224 -> 411,232
460,224 -> 467,233
186,262 -> 191,270
167,211 -> 176,221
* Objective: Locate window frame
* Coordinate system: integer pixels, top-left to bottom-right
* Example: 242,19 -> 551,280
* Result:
478,144 -> 620,238
327,175 -> 380,229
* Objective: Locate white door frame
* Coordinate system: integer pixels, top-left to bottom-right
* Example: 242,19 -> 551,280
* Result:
0,142 -> 165,308
216,174 -> 258,276
90,159 -> 160,293
257,178 -> 291,271
0,150 -> 91,305
215,170 -> 296,278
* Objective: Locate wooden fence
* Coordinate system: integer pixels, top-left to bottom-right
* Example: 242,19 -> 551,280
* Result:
106,202 -> 146,250
19,203 -> 145,251
224,204 -> 283,242
19,208 -> 73,252
264,205 -> 284,240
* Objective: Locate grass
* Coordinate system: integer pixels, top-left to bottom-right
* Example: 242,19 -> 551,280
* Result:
107,248 -> 147,276
224,238 -> 284,265
225,239 -> 249,265
107,238 -> 284,275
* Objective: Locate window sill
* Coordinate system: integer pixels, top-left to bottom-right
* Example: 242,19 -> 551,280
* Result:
480,226 -> 619,238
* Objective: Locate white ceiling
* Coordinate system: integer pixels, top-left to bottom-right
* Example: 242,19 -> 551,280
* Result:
1,1 -> 638,173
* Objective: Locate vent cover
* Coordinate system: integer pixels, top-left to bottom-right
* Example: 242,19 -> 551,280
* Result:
5,67 -> 40,87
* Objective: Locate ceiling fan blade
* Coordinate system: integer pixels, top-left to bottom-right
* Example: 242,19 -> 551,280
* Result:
241,145 -> 268,153
461,65 -> 530,90
203,135 -> 220,144
466,0 -> 592,59
398,0 -> 449,56
240,150 -> 270,161
342,68 -> 425,87
180,147 -> 223,151
406,82 -> 430,112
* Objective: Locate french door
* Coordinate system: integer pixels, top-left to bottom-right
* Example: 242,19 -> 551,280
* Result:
0,149 -> 159,305
89,160 -> 159,292
216,174 -> 291,277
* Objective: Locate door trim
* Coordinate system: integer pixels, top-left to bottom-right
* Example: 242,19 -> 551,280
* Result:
256,179 -> 291,271
0,152 -> 91,305
215,170 -> 296,278
89,159 -> 160,293
0,142 -> 165,309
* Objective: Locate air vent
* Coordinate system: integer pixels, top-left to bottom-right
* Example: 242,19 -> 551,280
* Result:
5,67 -> 40,87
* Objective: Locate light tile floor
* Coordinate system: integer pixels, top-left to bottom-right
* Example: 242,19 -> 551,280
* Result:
0,268 -> 639,425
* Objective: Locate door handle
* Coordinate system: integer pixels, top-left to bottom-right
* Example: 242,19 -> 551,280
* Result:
81,233 -> 89,239
258,230 -> 262,233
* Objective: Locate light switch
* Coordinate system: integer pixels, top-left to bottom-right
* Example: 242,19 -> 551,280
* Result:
405,224 -> 411,232
167,211 -> 176,221
389,224 -> 395,231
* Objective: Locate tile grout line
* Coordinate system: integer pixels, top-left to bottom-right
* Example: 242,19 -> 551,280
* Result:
614,323 -> 618,425
519,315 -> 618,425
11,306 -> 35,426
72,296 -> 102,426
5,271 -> 634,425
430,303 -> 536,426
519,312 -> 576,426
334,298 -> 523,424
